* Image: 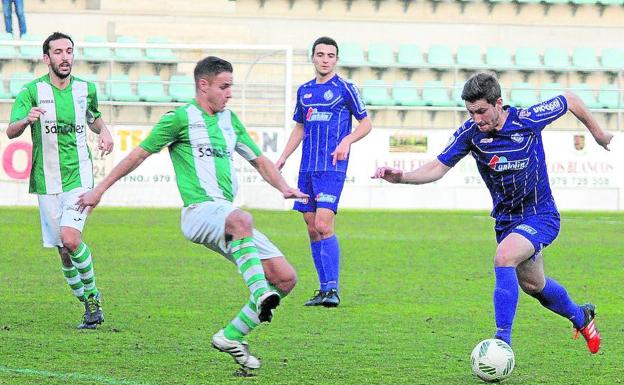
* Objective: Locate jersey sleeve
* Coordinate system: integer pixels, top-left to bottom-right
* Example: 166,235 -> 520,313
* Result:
9,86 -> 34,123
140,110 -> 184,154
231,111 -> 262,161
292,86 -> 304,124
86,82 -> 102,124
342,80 -> 368,120
518,95 -> 568,132
437,122 -> 474,168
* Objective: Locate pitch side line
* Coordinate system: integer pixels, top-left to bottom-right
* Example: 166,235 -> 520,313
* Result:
0,366 -> 158,385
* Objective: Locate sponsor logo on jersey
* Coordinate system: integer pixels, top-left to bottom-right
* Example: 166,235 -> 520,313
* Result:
43,122 -> 86,135
532,98 -> 562,114
315,192 -> 337,203
323,90 -> 334,101
306,107 -> 332,122
196,144 -> 232,159
480,137 -> 493,143
511,133 -> 524,143
39,99 -> 54,104
488,155 -> 529,172
515,224 -> 537,235
303,93 -> 312,99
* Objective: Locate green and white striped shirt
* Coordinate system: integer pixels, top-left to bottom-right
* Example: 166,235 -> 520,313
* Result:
140,101 -> 262,206
10,74 -> 101,194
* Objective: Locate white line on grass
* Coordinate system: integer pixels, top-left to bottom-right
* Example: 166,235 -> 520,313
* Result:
0,366 -> 157,385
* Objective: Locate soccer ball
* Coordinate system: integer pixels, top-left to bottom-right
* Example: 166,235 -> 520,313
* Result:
470,339 -> 515,382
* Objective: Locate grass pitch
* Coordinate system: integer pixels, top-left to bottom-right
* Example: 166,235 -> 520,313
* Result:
0,207 -> 622,385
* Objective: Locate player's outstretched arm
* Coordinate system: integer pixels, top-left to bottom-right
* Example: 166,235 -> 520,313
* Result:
76,146 -> 152,212
250,155 -> 308,200
372,159 -> 451,185
332,116 -> 373,165
88,117 -> 114,156
6,107 -> 45,139
275,123 -> 304,170
564,91 -> 613,151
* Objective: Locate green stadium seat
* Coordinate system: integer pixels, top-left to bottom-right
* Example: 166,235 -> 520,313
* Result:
137,75 -> 172,102
0,32 -> 17,60
114,36 -> 144,62
598,0 -> 624,3
453,82 -> 466,106
362,80 -> 395,106
9,72 -> 34,97
570,83 -> 600,108
543,48 -> 570,71
540,82 -> 565,101
597,84 -> 621,109
392,81 -> 426,106
78,74 -> 109,102
367,43 -> 395,67
145,37 -> 177,63
601,48 -> 624,71
0,78 -> 11,99
19,34 -> 44,60
515,47 -> 542,69
397,44 -> 425,67
422,80 -> 454,107
456,45 -> 484,68
570,0 -> 596,4
338,43 -> 366,67
486,46 -> 513,68
509,82 -> 538,107
107,75 -> 140,102
169,75 -> 195,103
82,35 -> 112,62
572,47 -> 599,71
427,45 -> 454,68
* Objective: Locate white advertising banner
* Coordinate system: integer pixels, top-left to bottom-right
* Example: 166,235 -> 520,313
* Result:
1,126 -> 622,211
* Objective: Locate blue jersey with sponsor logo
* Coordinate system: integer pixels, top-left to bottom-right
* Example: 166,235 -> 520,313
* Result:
437,96 -> 568,221
293,74 -> 367,173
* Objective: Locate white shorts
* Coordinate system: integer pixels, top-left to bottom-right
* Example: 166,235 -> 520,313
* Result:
37,187 -> 90,248
180,200 -> 282,263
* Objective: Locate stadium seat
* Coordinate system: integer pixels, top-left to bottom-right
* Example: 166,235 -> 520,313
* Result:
137,75 -> 172,102
0,32 -> 17,60
145,37 -> 177,63
362,80 -> 394,106
392,80 -> 426,106
9,72 -> 34,97
540,82 -> 565,101
114,36 -> 144,63
422,80 -> 454,107
486,46 -> 513,69
338,43 -> 367,67
0,78 -> 11,99
509,82 -> 539,107
515,47 -> 542,69
597,84 -> 621,109
456,45 -> 484,68
397,44 -> 425,68
82,35 -> 112,62
572,47 -> 600,71
543,48 -> 570,71
427,45 -> 454,68
79,74 -> 109,101
596,0 -> 624,15
453,82 -> 466,106
367,43 -> 395,67
107,75 -> 140,102
601,48 -> 624,71
19,34 -> 44,61
570,83 -> 600,108
169,75 -> 195,103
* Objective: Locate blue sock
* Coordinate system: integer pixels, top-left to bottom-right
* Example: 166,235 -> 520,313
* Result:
493,266 -> 519,346
310,240 -> 327,292
530,277 -> 586,329
321,235 -> 340,291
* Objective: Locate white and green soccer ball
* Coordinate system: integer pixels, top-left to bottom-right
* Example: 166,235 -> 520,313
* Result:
470,339 -> 515,382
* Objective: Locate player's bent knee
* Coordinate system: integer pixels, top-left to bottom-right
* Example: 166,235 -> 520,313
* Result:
493,253 -> 517,267
225,210 -> 254,237
60,235 -> 81,253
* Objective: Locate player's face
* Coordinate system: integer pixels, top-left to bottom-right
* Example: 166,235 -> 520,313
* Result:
198,72 -> 233,114
44,38 -> 74,79
465,98 -> 504,133
312,44 -> 338,77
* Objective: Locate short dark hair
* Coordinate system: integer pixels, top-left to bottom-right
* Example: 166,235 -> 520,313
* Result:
311,36 -> 339,57
461,72 -> 501,105
194,56 -> 233,84
43,32 -> 74,55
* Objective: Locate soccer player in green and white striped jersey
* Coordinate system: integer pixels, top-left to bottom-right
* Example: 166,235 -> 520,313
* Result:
6,32 -> 114,329
77,56 -> 308,371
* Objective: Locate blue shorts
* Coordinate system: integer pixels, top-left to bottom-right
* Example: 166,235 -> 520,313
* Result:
293,171 -> 346,214
495,213 -> 560,257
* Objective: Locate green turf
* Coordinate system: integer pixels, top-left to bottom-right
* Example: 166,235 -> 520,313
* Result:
0,207 -> 622,384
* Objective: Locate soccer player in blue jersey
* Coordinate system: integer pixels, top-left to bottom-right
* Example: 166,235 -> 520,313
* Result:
374,72 -> 612,353
276,36 -> 372,307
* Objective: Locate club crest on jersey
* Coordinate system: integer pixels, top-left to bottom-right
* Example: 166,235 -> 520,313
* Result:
306,107 -> 332,122
315,192 -> 337,203
518,109 -> 531,118
511,133 -> 524,143
323,90 -> 334,101
488,155 -> 529,172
